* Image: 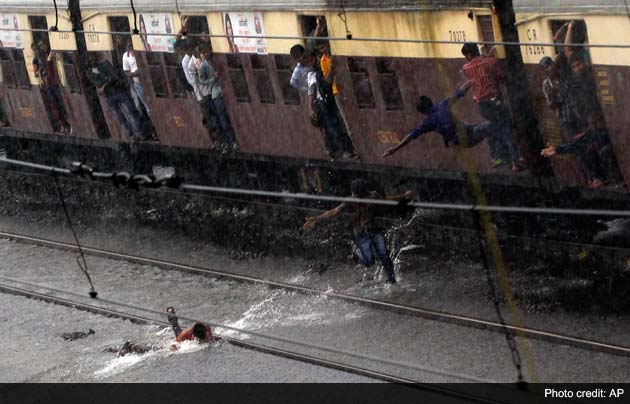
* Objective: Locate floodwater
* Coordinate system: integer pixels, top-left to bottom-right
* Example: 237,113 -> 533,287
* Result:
1,238 -> 629,383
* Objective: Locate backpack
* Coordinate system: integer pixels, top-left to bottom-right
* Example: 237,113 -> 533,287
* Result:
315,67 -> 335,107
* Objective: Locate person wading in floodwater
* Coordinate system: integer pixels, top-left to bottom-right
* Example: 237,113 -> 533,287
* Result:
303,179 -> 414,284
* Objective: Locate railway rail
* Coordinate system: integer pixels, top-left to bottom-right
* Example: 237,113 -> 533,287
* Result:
1,230 -> 629,359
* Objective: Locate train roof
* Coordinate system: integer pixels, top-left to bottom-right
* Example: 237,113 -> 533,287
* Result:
0,0 -> 627,14
0,0 -> 493,13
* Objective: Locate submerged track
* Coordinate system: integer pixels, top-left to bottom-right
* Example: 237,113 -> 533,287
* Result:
1,230 -> 629,359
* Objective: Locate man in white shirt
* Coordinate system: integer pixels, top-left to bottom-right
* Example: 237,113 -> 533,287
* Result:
181,40 -> 202,102
289,44 -> 309,94
122,42 -> 150,115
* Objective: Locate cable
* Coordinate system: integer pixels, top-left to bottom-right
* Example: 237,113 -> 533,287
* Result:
473,209 -> 527,387
0,26 -> 629,48
2,156 -> 630,218
0,274 -> 495,384
130,0 -> 139,35
50,0 -> 59,32
52,171 -> 97,298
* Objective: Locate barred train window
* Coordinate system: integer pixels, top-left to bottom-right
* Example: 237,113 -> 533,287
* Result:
249,54 -> 275,104
0,50 -> 17,88
164,52 -> 186,98
227,54 -> 250,103
376,58 -> 403,111
61,52 -> 81,94
347,57 -> 375,109
273,55 -> 299,105
146,52 -> 168,98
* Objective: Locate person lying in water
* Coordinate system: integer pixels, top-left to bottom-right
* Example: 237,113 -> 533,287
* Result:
167,306 -> 214,348
104,341 -> 157,357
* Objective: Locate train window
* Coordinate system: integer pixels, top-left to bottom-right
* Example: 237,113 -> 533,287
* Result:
182,16 -> 211,48
61,52 -> 81,94
146,52 -> 168,98
108,16 -> 131,71
273,55 -> 299,105
476,16 -> 495,56
0,50 -> 17,88
347,57 -> 375,109
250,54 -> 275,104
164,52 -> 186,98
28,16 -> 49,49
375,58 -> 403,111
550,20 -> 588,55
11,50 -> 30,89
227,54 -> 250,103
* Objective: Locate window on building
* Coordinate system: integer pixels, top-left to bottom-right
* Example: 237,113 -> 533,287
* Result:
227,54 -> 250,103
61,52 -> 81,94
250,54 -> 275,104
347,57 -> 374,109
273,54 -> 299,105
146,52 -> 168,98
164,52 -> 186,98
375,58 -> 403,111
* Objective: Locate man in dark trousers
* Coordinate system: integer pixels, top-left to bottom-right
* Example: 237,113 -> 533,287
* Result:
380,81 -> 509,158
303,179 -> 414,284
86,54 -> 142,141
461,43 -> 522,171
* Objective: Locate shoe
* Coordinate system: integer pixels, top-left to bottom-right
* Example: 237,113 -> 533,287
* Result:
587,179 -> 604,189
342,152 -> 359,161
231,143 -> 240,152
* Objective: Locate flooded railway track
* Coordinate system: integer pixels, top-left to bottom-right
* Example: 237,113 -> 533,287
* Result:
1,230 -> 629,359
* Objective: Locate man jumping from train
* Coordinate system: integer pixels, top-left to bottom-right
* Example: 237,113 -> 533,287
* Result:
303,179 -> 414,284
382,82 -> 500,157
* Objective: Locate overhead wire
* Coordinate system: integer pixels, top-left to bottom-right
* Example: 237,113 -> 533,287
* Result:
2,156 -> 630,218
0,26 -> 629,48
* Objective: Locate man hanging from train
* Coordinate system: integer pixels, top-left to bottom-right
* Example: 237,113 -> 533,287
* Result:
305,51 -> 359,161
197,44 -> 239,151
303,179 -> 415,284
381,82 -> 505,158
460,43 -> 523,172
122,40 -> 158,141
32,41 -> 72,135
540,53 -> 623,188
85,53 -> 143,142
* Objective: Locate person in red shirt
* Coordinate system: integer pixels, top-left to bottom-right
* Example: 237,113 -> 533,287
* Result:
166,307 -> 214,344
461,43 -> 522,171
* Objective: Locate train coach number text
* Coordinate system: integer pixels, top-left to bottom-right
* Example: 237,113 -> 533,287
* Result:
448,30 -> 466,42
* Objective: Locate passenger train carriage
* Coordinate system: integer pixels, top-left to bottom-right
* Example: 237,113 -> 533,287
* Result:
0,0 -> 628,193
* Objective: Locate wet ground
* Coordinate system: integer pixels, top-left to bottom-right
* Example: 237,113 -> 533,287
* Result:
1,238 -> 629,383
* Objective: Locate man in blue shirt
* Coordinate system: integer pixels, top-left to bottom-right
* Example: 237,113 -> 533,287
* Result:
382,82 -> 498,158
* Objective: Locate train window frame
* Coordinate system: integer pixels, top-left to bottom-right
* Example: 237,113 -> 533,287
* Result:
0,49 -> 18,89
145,52 -> 169,98
273,54 -> 300,106
60,51 -> 81,94
549,20 -> 589,56
181,15 -> 211,48
375,58 -> 403,111
163,52 -> 186,99
28,15 -> 49,49
227,54 -> 251,103
347,57 -> 375,109
249,54 -> 275,104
